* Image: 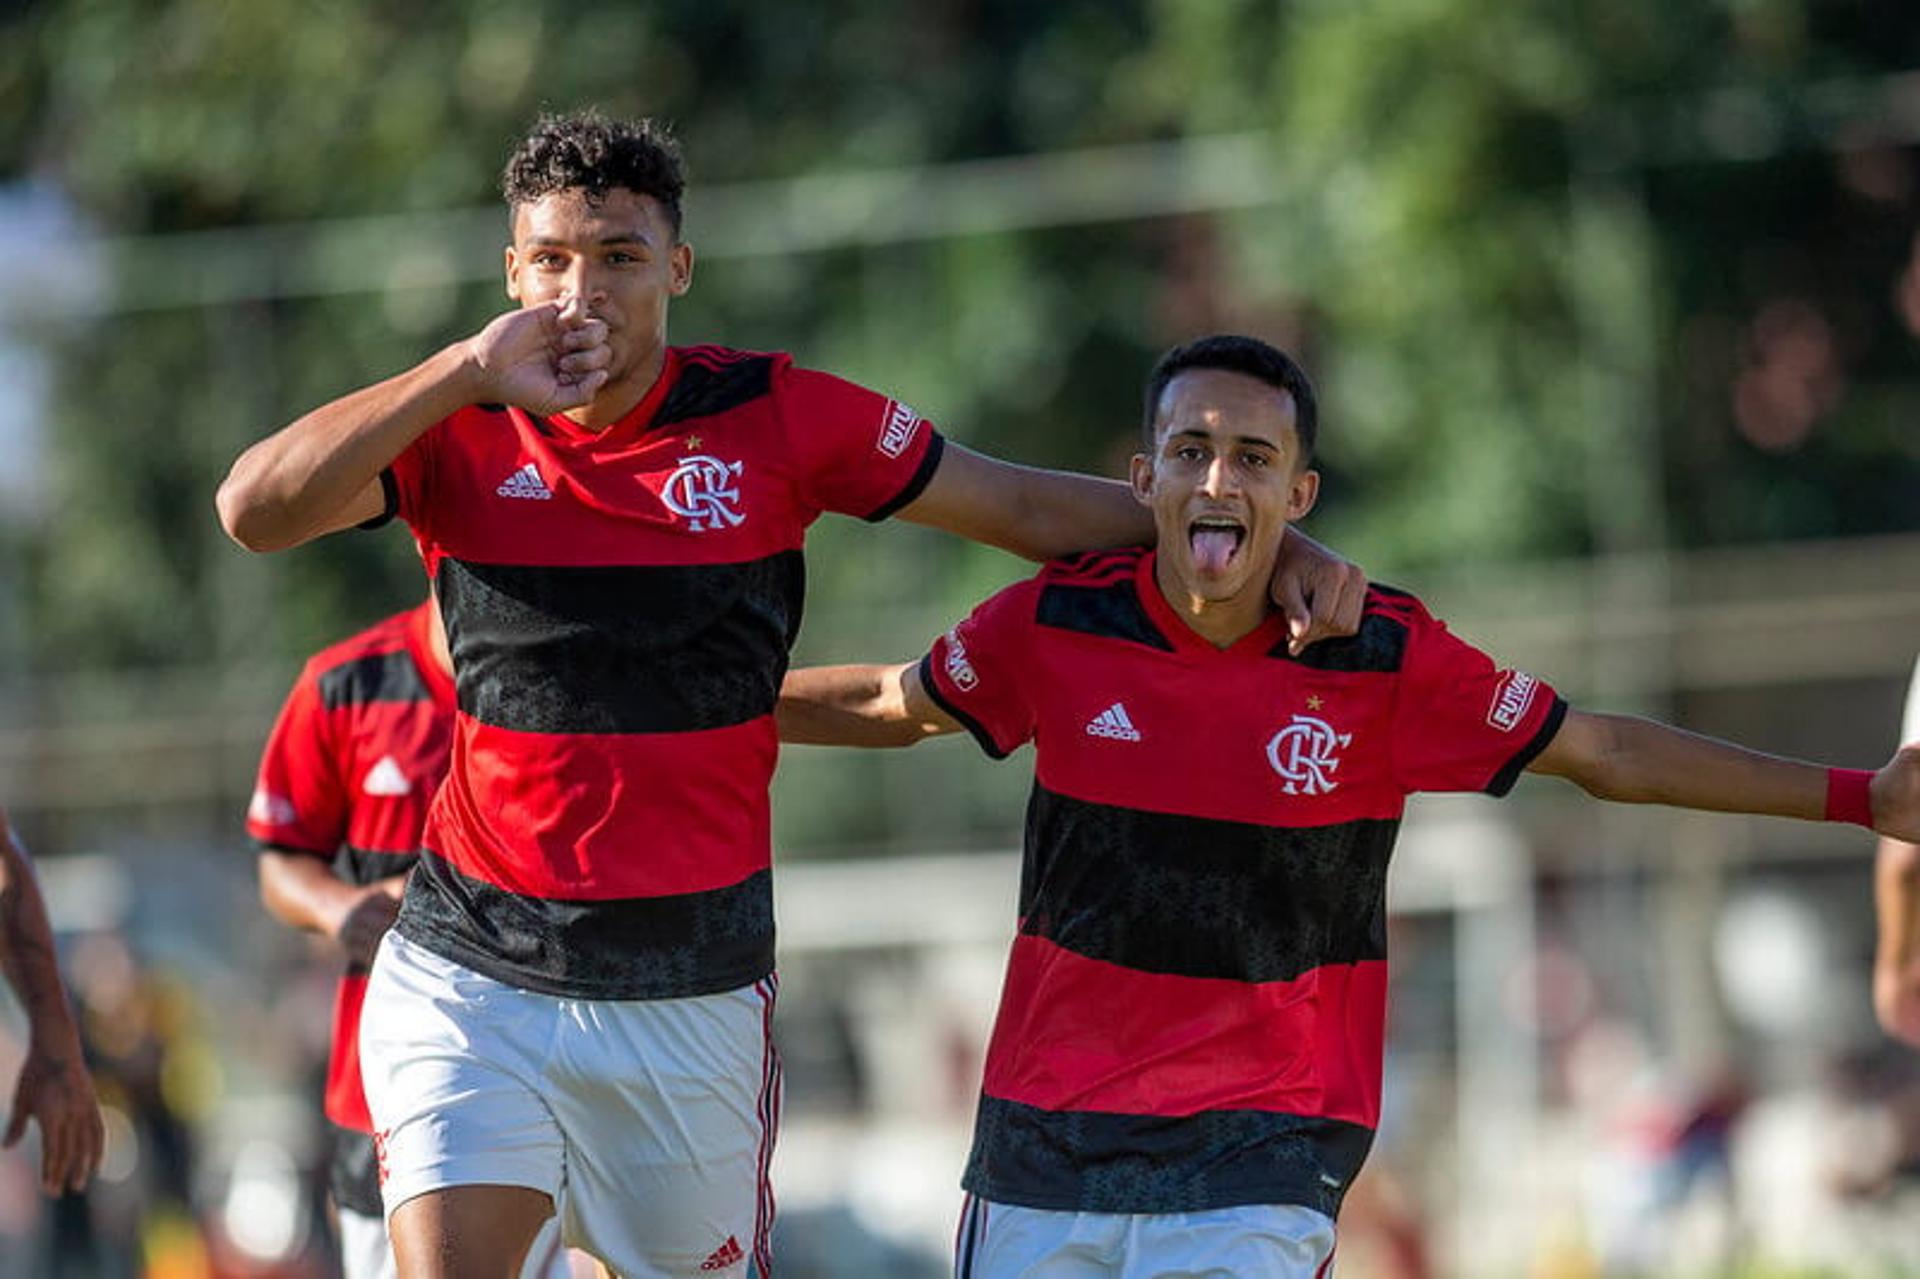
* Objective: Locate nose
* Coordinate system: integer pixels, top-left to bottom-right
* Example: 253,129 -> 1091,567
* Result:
1200,455 -> 1237,498
561,261 -> 609,308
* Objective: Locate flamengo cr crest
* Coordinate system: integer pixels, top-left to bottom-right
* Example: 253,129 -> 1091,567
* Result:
1266,714 -> 1352,795
661,454 -> 746,531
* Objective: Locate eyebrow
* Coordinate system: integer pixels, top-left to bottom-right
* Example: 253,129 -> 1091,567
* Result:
523,232 -> 654,248
1168,429 -> 1282,452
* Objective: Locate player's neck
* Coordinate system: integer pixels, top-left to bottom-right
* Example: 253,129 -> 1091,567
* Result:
1152,554 -> 1271,650
560,342 -> 670,432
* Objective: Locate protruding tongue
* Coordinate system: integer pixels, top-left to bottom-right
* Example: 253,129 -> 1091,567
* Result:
1192,528 -> 1239,575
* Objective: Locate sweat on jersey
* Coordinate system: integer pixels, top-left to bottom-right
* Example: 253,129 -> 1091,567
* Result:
919,547 -> 1566,1217
246,604 -> 455,1132
368,345 -> 942,1000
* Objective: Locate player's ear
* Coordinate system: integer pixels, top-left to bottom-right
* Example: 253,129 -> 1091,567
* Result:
504,245 -> 522,302
1286,468 -> 1320,521
669,242 -> 694,297
1129,453 -> 1154,505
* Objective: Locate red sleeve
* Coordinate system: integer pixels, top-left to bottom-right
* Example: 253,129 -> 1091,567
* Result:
919,581 -> 1038,759
1389,602 -> 1566,797
778,366 -> 945,522
369,419 -> 447,535
246,672 -> 348,857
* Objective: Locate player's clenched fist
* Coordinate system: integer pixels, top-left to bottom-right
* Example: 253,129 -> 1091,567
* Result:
465,297 -> 611,417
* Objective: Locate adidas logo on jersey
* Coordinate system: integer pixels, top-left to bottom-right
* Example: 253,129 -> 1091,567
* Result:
1085,702 -> 1142,742
496,462 -> 552,500
699,1235 -> 746,1271
248,787 -> 297,826
362,756 -> 412,797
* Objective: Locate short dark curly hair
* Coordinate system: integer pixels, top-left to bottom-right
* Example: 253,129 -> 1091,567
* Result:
501,111 -> 687,236
1141,334 -> 1318,463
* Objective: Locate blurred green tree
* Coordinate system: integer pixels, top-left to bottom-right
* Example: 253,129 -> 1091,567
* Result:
2,0 -> 1917,668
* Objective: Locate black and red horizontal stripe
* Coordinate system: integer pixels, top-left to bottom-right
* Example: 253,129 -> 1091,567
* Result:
983,936 -> 1387,1124
435,551 -> 803,736
396,855 -> 775,999
333,845 -> 420,888
928,551 -> 1571,1217
1019,786 -> 1395,981
370,347 -> 947,1001
965,1096 -> 1374,1216
316,648 -> 437,710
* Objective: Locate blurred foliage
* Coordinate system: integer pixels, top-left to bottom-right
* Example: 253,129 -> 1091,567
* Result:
1,0 -> 1917,677
1172,0 -> 1920,566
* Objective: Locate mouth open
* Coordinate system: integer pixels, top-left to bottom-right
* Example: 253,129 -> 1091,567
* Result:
1188,517 -> 1246,575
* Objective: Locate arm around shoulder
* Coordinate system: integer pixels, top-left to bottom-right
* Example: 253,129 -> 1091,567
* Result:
894,442 -> 1150,562
777,662 -> 961,748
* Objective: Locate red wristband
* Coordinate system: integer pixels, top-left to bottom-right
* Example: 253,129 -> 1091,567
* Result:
1825,768 -> 1874,828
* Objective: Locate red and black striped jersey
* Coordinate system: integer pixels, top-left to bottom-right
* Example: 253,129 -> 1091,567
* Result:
247,604 -> 454,1132
920,546 -> 1565,1216
373,345 -> 943,999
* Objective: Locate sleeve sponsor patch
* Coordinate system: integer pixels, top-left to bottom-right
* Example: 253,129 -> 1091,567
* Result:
877,400 -> 922,459
1487,671 -> 1539,732
943,628 -> 979,690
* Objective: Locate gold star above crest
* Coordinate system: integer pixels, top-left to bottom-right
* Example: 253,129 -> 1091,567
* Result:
1306,695 -> 1324,711
685,434 -> 703,450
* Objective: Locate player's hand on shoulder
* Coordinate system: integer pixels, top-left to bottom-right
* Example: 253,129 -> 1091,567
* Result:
465,297 -> 611,416
1872,742 -> 1920,843
1270,527 -> 1367,656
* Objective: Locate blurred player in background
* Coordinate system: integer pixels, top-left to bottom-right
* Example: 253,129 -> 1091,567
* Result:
247,602 -> 568,1279
777,334 -> 1920,1278
1874,656 -> 1920,1049
214,111 -> 1362,1279
0,805 -> 101,1197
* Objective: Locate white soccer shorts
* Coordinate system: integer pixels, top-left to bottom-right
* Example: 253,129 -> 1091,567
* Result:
954,1194 -> 1338,1279
360,931 -> 781,1278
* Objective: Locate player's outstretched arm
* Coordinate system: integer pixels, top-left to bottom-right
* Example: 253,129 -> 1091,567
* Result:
895,443 -> 1365,649
0,813 -> 102,1195
215,299 -> 611,551
1874,837 -> 1920,1048
777,662 -> 960,748
258,853 -> 407,968
1527,709 -> 1920,840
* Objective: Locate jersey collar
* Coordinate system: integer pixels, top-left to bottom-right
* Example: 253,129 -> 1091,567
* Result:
1134,549 -> 1293,658
541,346 -> 684,448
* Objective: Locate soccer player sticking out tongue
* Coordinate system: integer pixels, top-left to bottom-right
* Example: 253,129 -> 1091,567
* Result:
777,334 -> 1920,1279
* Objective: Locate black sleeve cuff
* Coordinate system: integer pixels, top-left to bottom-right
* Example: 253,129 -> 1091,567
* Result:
864,433 -> 947,523
356,470 -> 400,530
1485,696 -> 1568,797
253,838 -> 334,860
917,651 -> 1010,760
